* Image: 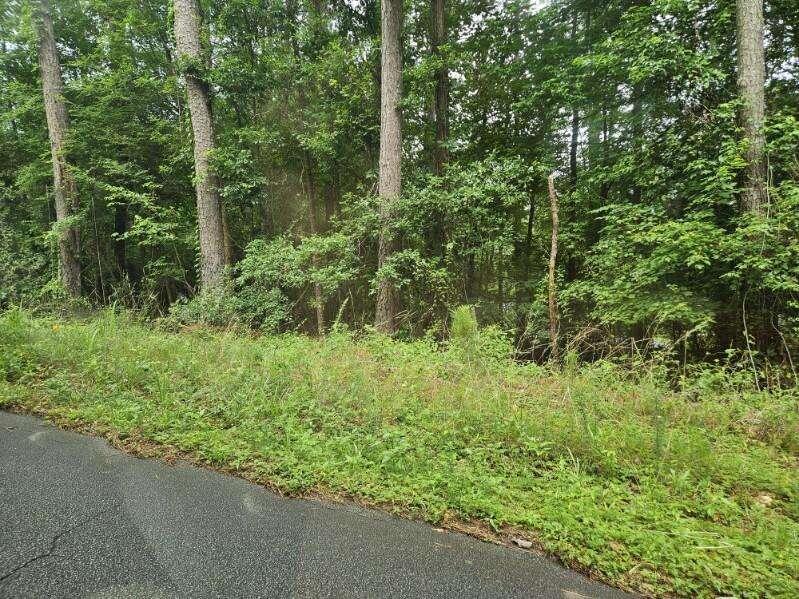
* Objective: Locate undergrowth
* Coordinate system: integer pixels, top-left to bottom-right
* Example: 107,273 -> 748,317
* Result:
1,308 -> 797,597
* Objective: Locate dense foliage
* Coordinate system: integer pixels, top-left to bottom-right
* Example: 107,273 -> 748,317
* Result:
3,3 -> 797,594
1,0 -> 798,372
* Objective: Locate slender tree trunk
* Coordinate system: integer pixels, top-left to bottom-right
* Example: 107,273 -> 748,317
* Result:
599,105 -> 611,202
431,0 -> 449,175
304,153 -> 326,335
37,0 -> 81,297
547,174 -> 560,361
524,191 -> 535,287
290,0 -> 327,334
465,252 -> 477,302
497,253 -> 504,315
221,202 -> 234,264
736,0 -> 767,214
113,203 -> 128,280
568,9 -> 579,185
427,0 -> 449,261
2,39 -> 19,138
374,0 -> 403,334
260,182 -> 273,237
630,78 -> 645,203
569,108 -> 579,184
173,0 -> 227,290
324,179 -> 337,223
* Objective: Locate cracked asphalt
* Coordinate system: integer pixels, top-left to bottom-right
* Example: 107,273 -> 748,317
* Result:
1,411 -> 632,598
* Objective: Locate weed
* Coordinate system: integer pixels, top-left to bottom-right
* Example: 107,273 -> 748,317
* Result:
1,310 -> 797,597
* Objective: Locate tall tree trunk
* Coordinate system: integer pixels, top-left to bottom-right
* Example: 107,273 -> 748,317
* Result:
524,191 -> 535,287
304,153 -> 326,335
631,84 -> 644,204
427,0 -> 448,262
568,9 -> 579,185
547,174 -> 560,361
569,108 -> 579,184
374,0 -> 403,334
173,0 -> 227,290
431,0 -> 448,175
598,105 -> 611,203
113,203 -> 128,280
736,0 -> 767,214
289,0 -> 327,334
37,0 -> 81,297
736,1 -> 773,357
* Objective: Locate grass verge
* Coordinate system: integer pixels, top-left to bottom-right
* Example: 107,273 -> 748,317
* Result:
1,309 -> 797,597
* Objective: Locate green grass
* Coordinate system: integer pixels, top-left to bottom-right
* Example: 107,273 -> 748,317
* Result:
1,309 -> 797,597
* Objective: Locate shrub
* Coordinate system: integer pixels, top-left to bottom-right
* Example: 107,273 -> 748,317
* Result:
448,305 -> 513,367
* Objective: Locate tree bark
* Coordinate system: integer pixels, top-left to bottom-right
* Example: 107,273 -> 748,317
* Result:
736,0 -> 767,214
524,191 -> 535,286
547,174 -> 560,361
568,9 -> 579,185
374,0 -> 403,334
37,0 -> 81,297
173,0 -> 227,290
304,153 -> 326,335
113,203 -> 128,280
569,108 -> 578,184
431,0 -> 449,175
427,0 -> 448,261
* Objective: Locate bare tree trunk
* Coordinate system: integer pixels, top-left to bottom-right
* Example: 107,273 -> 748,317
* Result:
631,82 -> 644,204
599,105 -> 611,203
569,108 -> 578,184
290,0 -> 327,334
431,0 -> 448,175
37,0 -> 80,297
736,0 -> 767,214
304,153 -> 326,335
173,0 -> 227,290
736,2 -> 773,356
374,0 -> 403,334
569,10 -> 579,185
427,0 -> 448,262
523,191 -> 535,288
113,203 -> 128,280
547,174 -> 560,361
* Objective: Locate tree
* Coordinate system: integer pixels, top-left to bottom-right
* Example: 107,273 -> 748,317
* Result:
431,0 -> 448,175
568,7 -> 579,184
3,0 -> 799,364
736,0 -> 767,214
547,173 -> 559,360
304,152 -> 326,335
37,0 -> 81,297
173,0 -> 227,289
374,0 -> 403,334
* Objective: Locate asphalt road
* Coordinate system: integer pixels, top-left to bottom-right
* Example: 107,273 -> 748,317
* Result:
1,411 -> 631,599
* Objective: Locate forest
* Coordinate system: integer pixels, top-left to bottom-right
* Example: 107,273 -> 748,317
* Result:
1,0 -> 797,373
1,1 -> 799,596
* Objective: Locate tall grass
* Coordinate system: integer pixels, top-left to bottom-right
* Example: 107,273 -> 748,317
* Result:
1,309 -> 797,597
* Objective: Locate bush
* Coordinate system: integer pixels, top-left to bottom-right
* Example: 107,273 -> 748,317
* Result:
450,305 -> 478,348
448,305 -> 513,367
168,235 -> 357,333
167,285 -> 242,329
0,309 -> 35,382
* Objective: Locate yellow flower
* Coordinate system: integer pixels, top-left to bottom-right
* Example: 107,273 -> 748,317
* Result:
52,324 -> 61,332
